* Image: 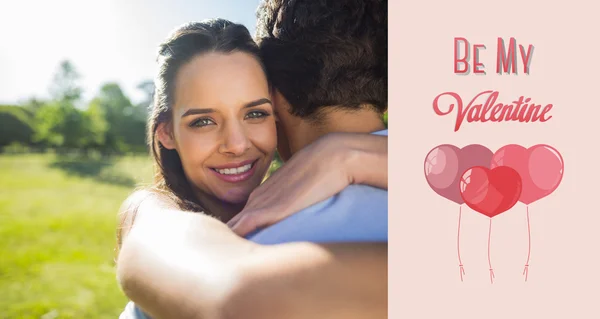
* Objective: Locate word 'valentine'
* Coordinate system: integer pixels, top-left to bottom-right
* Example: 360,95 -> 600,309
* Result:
432,90 -> 553,132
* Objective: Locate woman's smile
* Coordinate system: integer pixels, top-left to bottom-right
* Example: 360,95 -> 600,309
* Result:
208,158 -> 259,183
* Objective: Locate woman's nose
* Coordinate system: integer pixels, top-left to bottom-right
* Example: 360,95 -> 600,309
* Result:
219,122 -> 250,156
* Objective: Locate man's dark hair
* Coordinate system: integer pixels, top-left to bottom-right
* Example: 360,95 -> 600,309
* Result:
255,0 -> 387,120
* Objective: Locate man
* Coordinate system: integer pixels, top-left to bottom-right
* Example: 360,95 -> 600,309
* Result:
118,1 -> 388,318
230,0 -> 388,243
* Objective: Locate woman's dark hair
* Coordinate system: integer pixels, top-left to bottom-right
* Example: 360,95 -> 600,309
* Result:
255,0 -> 387,120
149,19 -> 265,213
116,19 -> 265,249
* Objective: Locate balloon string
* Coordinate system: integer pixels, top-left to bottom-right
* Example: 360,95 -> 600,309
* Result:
523,205 -> 531,282
457,205 -> 465,281
488,218 -> 495,284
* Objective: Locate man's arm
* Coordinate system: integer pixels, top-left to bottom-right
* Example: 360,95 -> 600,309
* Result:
228,132 -> 388,236
117,193 -> 387,319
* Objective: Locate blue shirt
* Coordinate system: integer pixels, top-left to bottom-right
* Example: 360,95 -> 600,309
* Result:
247,130 -> 388,243
122,129 -> 388,318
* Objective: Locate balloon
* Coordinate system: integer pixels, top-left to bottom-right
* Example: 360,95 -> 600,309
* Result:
490,144 -> 564,205
424,144 -> 493,204
459,166 -> 522,218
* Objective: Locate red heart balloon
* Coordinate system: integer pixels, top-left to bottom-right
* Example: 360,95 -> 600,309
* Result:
459,166 -> 522,218
490,144 -> 564,205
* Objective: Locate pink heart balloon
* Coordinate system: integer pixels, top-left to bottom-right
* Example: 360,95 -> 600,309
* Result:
490,144 -> 564,205
424,144 -> 493,204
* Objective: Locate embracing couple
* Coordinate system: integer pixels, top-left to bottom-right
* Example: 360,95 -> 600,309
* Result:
116,0 -> 388,318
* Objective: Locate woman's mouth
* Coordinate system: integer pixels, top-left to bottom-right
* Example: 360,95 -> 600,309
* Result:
209,159 -> 259,183
213,163 -> 253,175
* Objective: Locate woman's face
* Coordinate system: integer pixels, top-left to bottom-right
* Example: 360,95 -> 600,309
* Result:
159,51 -> 277,205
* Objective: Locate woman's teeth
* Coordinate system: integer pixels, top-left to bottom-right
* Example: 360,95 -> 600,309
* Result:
215,163 -> 252,175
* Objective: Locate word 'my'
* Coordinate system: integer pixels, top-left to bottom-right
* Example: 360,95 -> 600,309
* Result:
454,37 -> 534,75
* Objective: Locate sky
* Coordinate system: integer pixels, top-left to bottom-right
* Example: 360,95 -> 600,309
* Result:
0,0 -> 262,105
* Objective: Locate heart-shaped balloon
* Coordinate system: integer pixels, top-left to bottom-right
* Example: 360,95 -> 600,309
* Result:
424,144 -> 493,204
490,144 -> 564,205
459,166 -> 522,218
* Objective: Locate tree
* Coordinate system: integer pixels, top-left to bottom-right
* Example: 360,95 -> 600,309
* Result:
0,105 -> 34,149
83,99 -> 109,151
32,60 -> 99,152
93,82 -> 146,154
49,60 -> 83,105
33,102 -> 91,151
129,79 -> 154,122
21,97 -> 46,118
136,80 -> 155,109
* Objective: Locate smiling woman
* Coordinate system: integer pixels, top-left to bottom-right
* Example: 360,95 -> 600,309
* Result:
118,19 -> 277,224
116,16 -> 388,319
156,50 -> 277,219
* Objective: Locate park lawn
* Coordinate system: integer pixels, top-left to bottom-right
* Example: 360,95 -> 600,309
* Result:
0,153 -> 154,319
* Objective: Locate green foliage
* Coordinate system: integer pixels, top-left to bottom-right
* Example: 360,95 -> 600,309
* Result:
383,112 -> 388,128
33,102 -> 91,150
8,61 -> 150,155
21,98 -> 46,118
93,83 -> 147,154
84,100 -> 109,149
31,61 -> 93,151
0,105 -> 34,148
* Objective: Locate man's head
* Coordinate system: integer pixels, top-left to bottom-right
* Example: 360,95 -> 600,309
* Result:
255,0 -> 387,160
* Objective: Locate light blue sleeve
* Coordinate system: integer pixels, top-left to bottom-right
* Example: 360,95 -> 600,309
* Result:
246,184 -> 388,244
120,302 -> 152,319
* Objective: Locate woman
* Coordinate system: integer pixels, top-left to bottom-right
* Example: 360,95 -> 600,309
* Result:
117,19 -> 387,319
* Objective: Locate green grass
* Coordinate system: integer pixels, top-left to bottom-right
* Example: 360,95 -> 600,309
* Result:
0,154 -> 154,318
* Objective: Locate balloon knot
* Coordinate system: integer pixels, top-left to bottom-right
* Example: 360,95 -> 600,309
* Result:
523,264 -> 529,281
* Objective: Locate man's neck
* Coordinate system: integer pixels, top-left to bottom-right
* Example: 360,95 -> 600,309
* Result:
289,109 -> 385,155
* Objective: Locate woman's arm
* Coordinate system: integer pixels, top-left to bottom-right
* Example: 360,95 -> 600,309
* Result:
116,192 -> 386,319
333,132 -> 388,189
228,132 -> 387,235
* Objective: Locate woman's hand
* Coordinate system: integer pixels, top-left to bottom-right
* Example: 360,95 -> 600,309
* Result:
227,132 -> 387,236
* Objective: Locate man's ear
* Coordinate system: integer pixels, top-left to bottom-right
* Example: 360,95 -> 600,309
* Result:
272,90 -> 292,116
156,122 -> 176,150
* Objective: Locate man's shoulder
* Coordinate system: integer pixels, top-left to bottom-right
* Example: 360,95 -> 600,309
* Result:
247,185 -> 387,244
372,128 -> 388,136
332,184 -> 387,206
286,184 -> 387,216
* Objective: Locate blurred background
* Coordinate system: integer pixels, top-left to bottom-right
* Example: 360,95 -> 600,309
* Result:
0,1 -> 387,318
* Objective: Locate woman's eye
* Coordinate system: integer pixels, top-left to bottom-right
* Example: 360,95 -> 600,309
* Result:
245,111 -> 269,120
189,118 -> 215,128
